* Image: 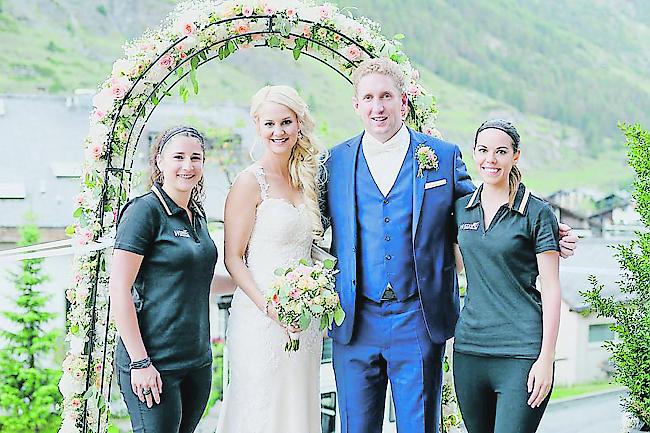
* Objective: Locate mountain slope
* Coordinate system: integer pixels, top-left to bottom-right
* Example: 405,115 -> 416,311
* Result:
0,0 -> 642,193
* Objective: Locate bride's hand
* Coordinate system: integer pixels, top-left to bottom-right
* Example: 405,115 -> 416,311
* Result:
266,304 -> 300,333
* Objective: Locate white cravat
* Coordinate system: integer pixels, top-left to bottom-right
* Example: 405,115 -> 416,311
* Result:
362,124 -> 410,196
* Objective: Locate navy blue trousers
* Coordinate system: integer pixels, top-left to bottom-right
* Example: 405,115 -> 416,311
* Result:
333,296 -> 445,433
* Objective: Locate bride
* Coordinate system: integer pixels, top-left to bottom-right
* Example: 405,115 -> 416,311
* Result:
216,85 -> 328,433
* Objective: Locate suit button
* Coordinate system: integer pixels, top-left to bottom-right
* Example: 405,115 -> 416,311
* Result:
384,217 -> 390,223
352,279 -> 356,285
352,247 -> 356,252
384,236 -> 390,241
383,199 -> 389,204
385,255 -> 392,260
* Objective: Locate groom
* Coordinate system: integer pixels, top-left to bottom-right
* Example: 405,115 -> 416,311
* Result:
323,57 -> 472,433
323,58 -> 573,433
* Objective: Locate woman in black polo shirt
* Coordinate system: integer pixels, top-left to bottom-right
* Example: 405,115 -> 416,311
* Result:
453,120 -> 562,433
109,126 -> 218,433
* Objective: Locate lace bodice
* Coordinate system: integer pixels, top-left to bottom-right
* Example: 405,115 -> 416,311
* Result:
244,163 -> 314,293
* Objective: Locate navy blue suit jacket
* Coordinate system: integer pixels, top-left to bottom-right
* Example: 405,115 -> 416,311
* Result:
323,128 -> 475,344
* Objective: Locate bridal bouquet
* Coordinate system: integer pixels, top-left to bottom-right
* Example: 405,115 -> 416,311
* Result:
268,258 -> 345,351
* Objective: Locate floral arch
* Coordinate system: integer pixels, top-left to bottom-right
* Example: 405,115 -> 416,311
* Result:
59,1 -> 454,433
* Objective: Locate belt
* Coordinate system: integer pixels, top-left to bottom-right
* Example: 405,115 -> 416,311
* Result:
380,283 -> 397,301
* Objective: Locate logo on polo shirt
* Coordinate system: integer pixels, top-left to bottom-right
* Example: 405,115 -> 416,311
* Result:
173,229 -> 191,238
460,222 -> 480,231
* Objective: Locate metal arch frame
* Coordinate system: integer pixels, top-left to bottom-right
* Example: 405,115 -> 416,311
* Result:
81,13 -> 384,433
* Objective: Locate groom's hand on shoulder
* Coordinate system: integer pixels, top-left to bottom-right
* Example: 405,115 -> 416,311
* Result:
558,222 -> 578,258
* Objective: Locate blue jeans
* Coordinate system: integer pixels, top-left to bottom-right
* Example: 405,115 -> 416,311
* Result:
118,363 -> 211,433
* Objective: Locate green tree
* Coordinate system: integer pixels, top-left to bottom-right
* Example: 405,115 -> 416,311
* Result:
582,123 -> 650,429
0,216 -> 62,433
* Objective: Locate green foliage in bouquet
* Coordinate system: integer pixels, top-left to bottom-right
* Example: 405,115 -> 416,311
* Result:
582,123 -> 650,429
270,258 -> 344,351
0,217 -> 62,433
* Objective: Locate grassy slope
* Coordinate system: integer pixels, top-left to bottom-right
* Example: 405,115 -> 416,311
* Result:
0,0 -> 640,193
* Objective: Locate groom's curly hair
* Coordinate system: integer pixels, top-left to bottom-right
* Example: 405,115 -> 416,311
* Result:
352,58 -> 406,95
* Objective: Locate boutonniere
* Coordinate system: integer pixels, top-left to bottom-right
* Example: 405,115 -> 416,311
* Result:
415,144 -> 439,177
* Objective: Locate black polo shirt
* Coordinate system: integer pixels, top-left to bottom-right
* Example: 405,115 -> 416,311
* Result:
114,183 -> 217,372
453,183 -> 559,359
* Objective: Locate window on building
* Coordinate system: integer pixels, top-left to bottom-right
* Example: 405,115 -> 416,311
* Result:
589,323 -> 615,343
321,392 -> 336,433
50,162 -> 82,178
321,337 -> 332,364
0,182 -> 26,199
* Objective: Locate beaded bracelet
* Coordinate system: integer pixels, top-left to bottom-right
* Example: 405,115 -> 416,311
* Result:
129,357 -> 152,370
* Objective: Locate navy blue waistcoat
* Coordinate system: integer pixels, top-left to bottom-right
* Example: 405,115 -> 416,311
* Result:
355,144 -> 418,302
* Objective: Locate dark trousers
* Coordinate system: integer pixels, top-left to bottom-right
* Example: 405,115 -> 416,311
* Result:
453,352 -> 552,433
333,296 -> 445,433
118,363 -> 212,433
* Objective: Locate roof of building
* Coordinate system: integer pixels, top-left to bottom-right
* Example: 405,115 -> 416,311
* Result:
0,94 -> 253,229
560,237 -> 634,312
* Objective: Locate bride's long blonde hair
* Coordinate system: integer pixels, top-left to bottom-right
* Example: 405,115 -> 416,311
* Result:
250,85 -> 328,240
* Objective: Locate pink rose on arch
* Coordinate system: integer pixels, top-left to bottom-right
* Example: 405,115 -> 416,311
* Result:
346,45 -> 361,60
264,6 -> 275,15
71,399 -> 82,410
90,142 -> 104,159
319,5 -> 332,20
407,84 -> 422,97
302,26 -> 312,37
83,229 -> 94,243
242,6 -> 254,17
93,109 -> 106,121
289,288 -> 301,299
286,7 -> 296,17
236,23 -> 250,34
110,77 -> 129,100
159,53 -> 175,70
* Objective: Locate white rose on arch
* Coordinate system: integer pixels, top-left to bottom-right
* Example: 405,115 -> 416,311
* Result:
59,414 -> 81,433
92,88 -> 115,113
67,334 -> 86,355
111,58 -> 136,78
59,371 -> 85,396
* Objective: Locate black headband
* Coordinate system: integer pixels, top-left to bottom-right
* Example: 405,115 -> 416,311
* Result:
159,126 -> 204,153
475,119 -> 520,149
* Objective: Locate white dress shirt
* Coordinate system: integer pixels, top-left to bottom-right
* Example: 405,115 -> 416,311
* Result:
361,124 -> 410,196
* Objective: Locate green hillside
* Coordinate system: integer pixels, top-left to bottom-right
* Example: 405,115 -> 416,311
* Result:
0,0 -> 643,193
336,0 -> 650,152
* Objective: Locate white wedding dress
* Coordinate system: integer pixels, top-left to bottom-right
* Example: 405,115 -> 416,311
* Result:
216,164 -> 323,433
